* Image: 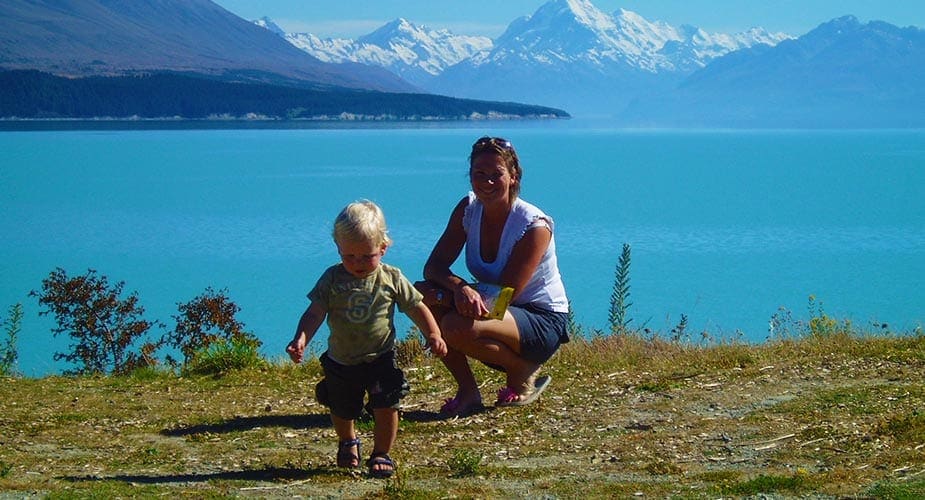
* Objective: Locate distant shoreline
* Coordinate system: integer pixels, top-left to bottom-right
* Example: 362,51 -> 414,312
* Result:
0,115 -> 570,132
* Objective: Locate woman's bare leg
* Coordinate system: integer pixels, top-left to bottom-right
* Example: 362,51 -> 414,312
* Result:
440,347 -> 481,402
441,311 -> 541,395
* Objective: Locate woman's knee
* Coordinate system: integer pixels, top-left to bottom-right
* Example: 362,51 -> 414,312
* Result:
440,314 -> 476,343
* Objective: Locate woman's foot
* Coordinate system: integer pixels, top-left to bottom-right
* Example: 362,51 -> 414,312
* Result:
506,363 -> 542,395
496,375 -> 552,407
440,391 -> 484,417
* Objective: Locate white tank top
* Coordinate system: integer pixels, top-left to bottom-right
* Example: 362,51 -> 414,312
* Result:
462,192 -> 569,313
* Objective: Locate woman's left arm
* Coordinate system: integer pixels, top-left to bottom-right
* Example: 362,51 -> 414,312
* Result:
499,225 -> 551,301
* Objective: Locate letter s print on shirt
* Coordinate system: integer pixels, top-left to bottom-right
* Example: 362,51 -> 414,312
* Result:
345,290 -> 374,323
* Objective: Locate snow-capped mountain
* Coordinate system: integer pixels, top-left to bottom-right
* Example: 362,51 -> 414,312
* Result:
281,18 -> 491,87
430,0 -> 791,114
622,16 -> 925,127
254,0 -> 790,114
495,0 -> 790,73
254,16 -> 286,37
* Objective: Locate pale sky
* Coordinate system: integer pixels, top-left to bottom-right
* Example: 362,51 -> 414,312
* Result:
213,0 -> 925,38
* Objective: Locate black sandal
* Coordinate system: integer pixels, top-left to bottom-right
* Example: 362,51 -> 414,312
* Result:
366,451 -> 395,478
336,438 -> 361,468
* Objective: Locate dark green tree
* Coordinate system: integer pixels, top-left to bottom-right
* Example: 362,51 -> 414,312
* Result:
0,303 -> 22,376
168,287 -> 260,365
566,300 -> 584,338
609,243 -> 633,334
31,268 -> 163,375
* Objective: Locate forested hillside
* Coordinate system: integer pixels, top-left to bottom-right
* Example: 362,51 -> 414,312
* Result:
0,70 -> 568,120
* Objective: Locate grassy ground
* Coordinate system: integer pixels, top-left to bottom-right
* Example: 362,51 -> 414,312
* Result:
1,331 -> 923,498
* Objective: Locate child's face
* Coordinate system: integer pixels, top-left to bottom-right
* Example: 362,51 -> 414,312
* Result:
337,238 -> 386,278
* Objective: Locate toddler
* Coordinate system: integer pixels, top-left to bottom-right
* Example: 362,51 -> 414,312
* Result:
287,200 -> 446,478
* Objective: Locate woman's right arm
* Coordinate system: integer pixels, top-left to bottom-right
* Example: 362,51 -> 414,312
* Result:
423,197 -> 468,291
423,197 -> 486,317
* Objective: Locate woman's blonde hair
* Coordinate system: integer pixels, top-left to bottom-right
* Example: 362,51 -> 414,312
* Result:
332,200 -> 392,247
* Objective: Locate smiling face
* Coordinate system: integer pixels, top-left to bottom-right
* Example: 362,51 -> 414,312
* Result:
337,237 -> 386,279
470,152 -> 518,206
468,136 -> 522,206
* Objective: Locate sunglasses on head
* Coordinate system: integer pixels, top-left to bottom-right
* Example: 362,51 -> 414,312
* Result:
472,136 -> 514,153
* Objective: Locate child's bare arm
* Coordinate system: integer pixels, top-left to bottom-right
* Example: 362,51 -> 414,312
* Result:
286,302 -> 326,364
407,302 -> 447,358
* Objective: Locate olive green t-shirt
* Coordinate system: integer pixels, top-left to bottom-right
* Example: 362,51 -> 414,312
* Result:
309,263 -> 422,365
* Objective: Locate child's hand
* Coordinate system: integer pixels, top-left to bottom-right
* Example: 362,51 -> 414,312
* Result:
286,335 -> 306,364
427,335 -> 448,358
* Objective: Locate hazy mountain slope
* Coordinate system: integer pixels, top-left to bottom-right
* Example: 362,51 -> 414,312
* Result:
0,0 -> 413,92
621,16 -> 925,127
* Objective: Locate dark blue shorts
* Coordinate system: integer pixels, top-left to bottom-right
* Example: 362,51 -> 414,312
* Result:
509,304 -> 569,364
316,350 -> 409,420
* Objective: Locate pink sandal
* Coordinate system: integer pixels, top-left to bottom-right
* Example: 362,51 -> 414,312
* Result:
440,396 -> 484,417
495,375 -> 552,407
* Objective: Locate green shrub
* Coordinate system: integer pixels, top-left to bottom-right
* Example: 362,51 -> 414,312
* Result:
669,313 -> 689,343
877,410 -> 925,444
867,478 -> 925,499
807,295 -> 842,337
769,295 -> 853,340
0,460 -> 12,478
168,287 -> 260,365
448,449 -> 482,477
566,300 -> 584,338
0,303 -> 21,376
609,243 -> 633,334
724,474 -> 814,495
395,329 -> 427,366
183,337 -> 265,376
124,364 -> 173,382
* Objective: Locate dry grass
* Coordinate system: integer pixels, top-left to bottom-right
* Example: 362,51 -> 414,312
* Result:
1,332 -> 923,498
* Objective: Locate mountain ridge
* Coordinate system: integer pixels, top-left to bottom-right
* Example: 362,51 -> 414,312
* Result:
281,18 -> 492,87
622,15 -> 925,127
263,0 -> 791,115
0,69 -> 569,121
0,0 -> 571,121
257,0 -> 924,126
0,0 -> 413,92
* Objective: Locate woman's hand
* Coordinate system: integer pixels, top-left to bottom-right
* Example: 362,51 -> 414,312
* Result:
454,283 -> 490,318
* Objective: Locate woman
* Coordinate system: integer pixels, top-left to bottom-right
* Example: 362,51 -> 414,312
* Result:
417,136 -> 570,416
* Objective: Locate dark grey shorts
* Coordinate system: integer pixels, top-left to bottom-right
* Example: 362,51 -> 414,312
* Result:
509,304 -> 570,364
316,350 -> 409,420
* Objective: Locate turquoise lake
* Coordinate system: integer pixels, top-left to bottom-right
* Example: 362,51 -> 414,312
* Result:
2,122 -> 923,376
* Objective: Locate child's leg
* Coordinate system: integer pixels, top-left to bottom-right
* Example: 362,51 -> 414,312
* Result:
332,413 -> 356,441
372,407 -> 398,454
370,407 -> 398,474
332,413 -> 359,467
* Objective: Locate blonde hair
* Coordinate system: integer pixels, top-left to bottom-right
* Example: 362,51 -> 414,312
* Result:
332,200 -> 392,247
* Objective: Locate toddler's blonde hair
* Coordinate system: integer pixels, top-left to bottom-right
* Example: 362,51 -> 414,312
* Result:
333,200 -> 392,247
